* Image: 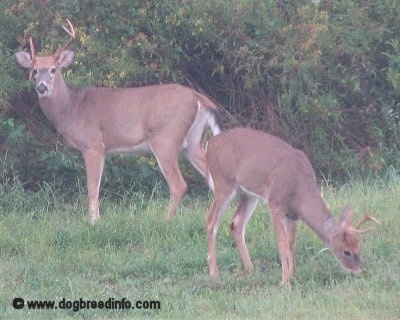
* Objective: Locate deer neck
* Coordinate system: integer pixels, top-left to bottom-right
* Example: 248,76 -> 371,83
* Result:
38,75 -> 73,133
299,194 -> 339,246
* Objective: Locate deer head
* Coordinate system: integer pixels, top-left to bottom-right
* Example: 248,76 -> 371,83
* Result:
15,19 -> 76,97
330,207 -> 380,273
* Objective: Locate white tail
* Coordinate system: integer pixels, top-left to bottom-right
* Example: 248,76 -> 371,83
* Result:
15,20 -> 222,222
205,128 -> 379,285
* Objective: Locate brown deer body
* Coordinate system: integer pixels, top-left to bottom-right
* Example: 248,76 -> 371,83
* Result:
15,20 -> 222,222
205,128 -> 379,285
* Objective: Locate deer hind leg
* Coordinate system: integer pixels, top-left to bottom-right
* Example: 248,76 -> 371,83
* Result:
183,144 -> 208,179
83,150 -> 105,223
206,187 -> 236,279
230,194 -> 258,272
182,119 -> 209,179
150,143 -> 187,220
269,206 -> 297,286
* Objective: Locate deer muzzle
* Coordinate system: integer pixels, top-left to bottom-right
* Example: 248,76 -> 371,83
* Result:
36,82 -> 48,95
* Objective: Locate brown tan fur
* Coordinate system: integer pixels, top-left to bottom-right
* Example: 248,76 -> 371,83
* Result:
205,128 -> 379,285
15,22 -> 221,222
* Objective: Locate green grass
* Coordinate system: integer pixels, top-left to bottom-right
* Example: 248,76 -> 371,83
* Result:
0,177 -> 399,319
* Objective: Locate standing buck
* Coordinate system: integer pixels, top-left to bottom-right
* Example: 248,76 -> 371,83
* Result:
15,20 -> 222,222
205,128 -> 379,285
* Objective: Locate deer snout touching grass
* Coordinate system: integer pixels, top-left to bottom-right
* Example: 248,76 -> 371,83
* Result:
205,128 -> 380,285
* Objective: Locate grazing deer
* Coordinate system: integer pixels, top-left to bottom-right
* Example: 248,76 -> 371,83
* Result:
15,20 -> 222,222
205,128 -> 379,285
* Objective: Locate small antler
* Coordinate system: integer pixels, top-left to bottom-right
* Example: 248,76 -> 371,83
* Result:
352,214 -> 381,234
28,37 -> 36,80
53,18 -> 76,60
29,37 -> 36,61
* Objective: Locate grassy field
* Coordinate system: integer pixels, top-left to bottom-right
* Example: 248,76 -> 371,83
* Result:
0,177 -> 399,319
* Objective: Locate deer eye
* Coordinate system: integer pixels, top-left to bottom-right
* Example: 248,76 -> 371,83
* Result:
32,68 -> 38,77
343,249 -> 352,257
50,67 -> 56,75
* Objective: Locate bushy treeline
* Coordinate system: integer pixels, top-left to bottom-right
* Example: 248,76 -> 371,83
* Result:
0,0 -> 399,196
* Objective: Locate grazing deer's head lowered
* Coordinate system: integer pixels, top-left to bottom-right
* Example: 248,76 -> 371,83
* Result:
205,128 -> 379,285
329,209 -> 380,273
16,19 -> 222,222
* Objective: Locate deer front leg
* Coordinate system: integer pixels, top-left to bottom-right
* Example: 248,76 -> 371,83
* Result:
83,150 -> 105,223
270,210 -> 297,286
206,189 -> 236,279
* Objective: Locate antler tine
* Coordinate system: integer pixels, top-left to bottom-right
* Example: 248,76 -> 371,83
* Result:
350,214 -> 381,234
28,37 -> 36,81
29,37 -> 36,61
53,18 -> 76,60
356,214 -> 381,229
62,19 -> 76,39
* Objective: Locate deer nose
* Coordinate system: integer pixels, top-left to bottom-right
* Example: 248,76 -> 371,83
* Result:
36,83 -> 48,95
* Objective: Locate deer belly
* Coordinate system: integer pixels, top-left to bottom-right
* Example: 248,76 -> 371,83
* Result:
106,141 -> 151,155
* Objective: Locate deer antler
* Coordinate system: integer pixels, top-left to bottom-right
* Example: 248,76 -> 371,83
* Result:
53,18 -> 76,60
356,214 -> 381,228
28,37 -> 36,80
29,37 -> 36,61
352,214 -> 381,234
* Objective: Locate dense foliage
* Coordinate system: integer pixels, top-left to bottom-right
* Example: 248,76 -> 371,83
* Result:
1,0 -> 399,196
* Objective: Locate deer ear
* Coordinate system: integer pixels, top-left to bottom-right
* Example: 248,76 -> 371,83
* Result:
340,207 -> 354,228
15,51 -> 34,68
57,50 -> 75,68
